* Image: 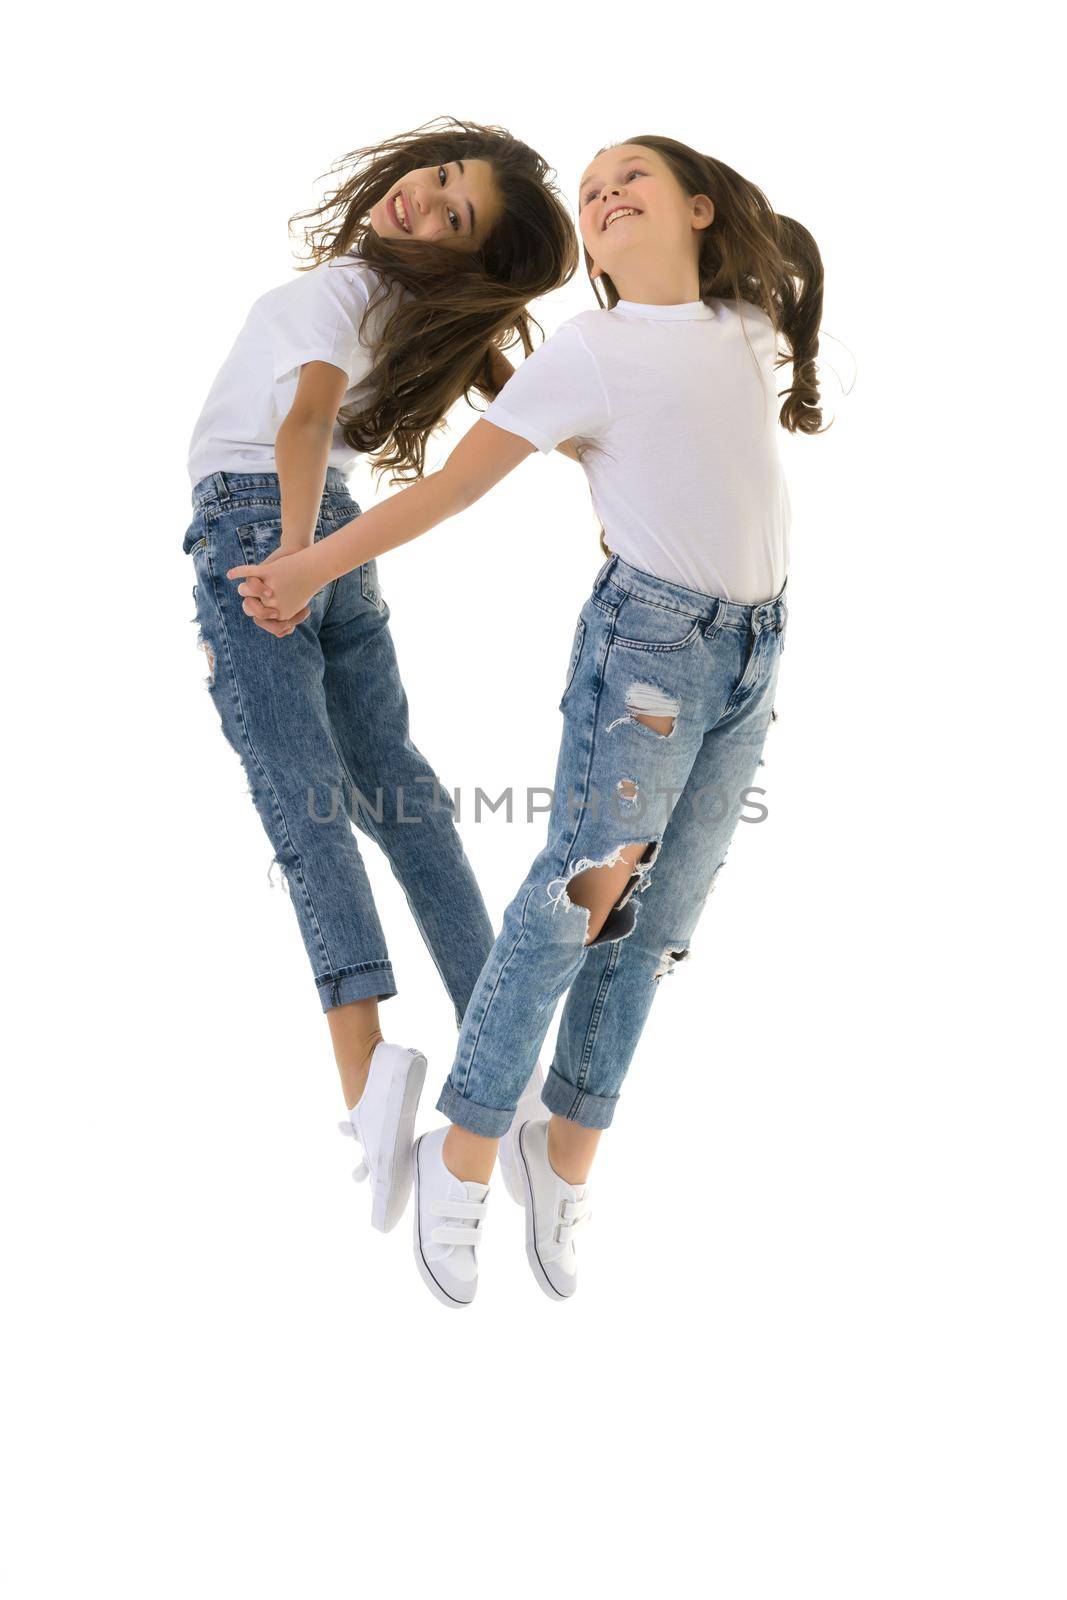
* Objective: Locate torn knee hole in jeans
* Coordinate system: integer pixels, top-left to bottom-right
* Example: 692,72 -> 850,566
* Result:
545,841 -> 661,946
654,945 -> 691,981
607,681 -> 681,738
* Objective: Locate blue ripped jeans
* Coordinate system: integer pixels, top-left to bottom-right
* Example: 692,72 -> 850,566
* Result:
183,470 -> 494,1019
437,554 -> 788,1135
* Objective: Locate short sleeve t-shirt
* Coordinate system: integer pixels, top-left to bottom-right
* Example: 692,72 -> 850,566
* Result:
187,255 -> 393,484
484,298 -> 791,604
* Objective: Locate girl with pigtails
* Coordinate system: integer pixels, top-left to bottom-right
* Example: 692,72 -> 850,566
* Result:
230,134 -> 825,1306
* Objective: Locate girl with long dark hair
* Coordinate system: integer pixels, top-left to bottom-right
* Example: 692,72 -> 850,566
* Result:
184,118 -> 577,1235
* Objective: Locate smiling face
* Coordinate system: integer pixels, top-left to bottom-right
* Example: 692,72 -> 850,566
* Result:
578,143 -> 714,288
369,157 -> 502,252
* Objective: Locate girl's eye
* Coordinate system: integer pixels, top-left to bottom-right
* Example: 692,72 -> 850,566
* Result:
437,166 -> 459,230
583,171 -> 644,205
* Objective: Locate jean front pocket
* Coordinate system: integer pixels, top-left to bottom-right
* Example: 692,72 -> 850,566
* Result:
183,509 -> 208,556
562,617 -> 586,700
563,614 -> 588,710
611,594 -> 703,653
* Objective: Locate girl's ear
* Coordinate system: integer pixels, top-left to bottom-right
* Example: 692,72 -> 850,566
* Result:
589,260 -> 603,279
691,194 -> 715,232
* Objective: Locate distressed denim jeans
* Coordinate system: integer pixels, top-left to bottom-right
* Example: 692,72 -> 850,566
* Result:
437,553 -> 788,1135
183,469 -> 494,1019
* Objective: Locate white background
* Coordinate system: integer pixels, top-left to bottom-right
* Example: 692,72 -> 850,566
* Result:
3,3 -> 1062,1596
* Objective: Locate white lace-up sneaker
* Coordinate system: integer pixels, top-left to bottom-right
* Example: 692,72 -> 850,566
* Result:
412,1128 -> 490,1308
338,1042 -> 427,1233
517,1119 -> 592,1301
498,1059 -> 546,1205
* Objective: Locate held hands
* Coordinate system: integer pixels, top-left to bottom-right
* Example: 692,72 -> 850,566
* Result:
226,545 -> 321,637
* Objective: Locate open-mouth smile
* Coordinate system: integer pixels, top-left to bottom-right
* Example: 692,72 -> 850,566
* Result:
602,206 -> 643,232
391,191 -> 412,233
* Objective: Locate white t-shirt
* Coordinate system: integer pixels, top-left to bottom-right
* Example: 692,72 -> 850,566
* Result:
187,255 -> 393,485
484,297 -> 791,604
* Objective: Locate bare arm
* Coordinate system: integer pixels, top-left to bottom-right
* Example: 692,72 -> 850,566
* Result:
277,346 -> 573,559
228,419 -> 536,620
274,361 -> 350,549
311,419 -> 535,585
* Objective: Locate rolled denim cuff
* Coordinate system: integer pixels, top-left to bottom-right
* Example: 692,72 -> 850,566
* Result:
435,1079 -> 514,1139
542,1065 -> 620,1130
317,961 -> 397,1013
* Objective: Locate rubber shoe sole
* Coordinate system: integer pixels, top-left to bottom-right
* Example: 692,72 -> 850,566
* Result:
371,1049 -> 427,1233
411,1133 -> 475,1309
518,1122 -> 572,1301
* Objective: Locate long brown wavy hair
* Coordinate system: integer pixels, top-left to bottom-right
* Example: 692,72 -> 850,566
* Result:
585,135 -> 825,436
290,117 -> 578,481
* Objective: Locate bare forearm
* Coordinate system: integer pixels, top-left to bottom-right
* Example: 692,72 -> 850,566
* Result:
229,419 -> 534,622
276,414 -> 334,548
308,471 -> 468,587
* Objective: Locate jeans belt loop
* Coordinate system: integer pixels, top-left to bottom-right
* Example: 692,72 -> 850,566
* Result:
212,471 -> 230,504
595,553 -> 618,594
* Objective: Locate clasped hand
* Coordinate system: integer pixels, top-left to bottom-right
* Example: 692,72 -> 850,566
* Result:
226,545 -> 321,638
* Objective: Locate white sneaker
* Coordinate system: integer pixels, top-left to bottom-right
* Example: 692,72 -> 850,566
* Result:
412,1128 -> 490,1308
338,1042 -> 427,1233
518,1119 -> 592,1301
498,1059 -> 546,1205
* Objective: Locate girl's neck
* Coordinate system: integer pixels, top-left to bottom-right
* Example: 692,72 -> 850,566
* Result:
607,263 -> 702,307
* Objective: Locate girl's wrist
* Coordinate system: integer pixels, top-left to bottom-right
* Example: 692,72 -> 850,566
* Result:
306,535 -> 340,587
